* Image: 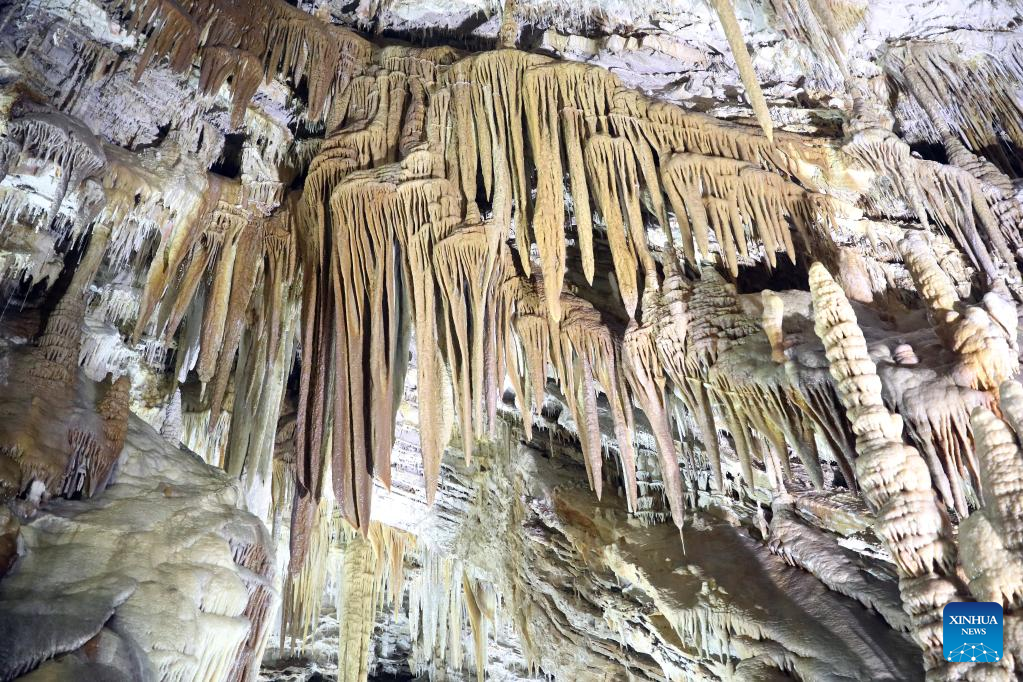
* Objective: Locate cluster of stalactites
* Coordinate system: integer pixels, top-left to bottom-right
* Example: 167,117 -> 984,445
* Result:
766,0 -> 863,87
407,542 -> 497,682
843,125 -> 1020,289
288,46 -> 851,560
484,271 -> 688,535
0,108 -> 106,231
885,41 -> 1023,175
294,153 -> 463,540
131,173 -> 299,515
336,524 -> 410,682
111,0 -> 374,122
428,50 -> 821,326
440,49 -> 551,272
661,152 -> 837,277
653,265 -> 853,499
280,508 -> 449,681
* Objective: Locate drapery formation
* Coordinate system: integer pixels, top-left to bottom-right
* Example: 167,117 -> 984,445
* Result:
285,45 -> 852,552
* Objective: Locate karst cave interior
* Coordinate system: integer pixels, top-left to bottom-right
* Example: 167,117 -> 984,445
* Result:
1,0 -> 1023,680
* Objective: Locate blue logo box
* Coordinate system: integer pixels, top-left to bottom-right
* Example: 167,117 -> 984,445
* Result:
943,602 -> 1003,663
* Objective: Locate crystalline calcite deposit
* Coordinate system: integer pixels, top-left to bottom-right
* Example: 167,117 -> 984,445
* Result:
0,0 -> 1023,680
0,415 -> 275,682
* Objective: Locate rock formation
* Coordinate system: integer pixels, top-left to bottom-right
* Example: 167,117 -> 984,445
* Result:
1,0 -> 1023,680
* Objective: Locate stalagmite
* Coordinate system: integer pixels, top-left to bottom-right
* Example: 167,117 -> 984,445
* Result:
91,375 -> 131,496
960,383 -> 1023,674
809,262 -> 969,671
900,233 -> 1019,392
761,291 -> 785,363
338,531 -> 380,682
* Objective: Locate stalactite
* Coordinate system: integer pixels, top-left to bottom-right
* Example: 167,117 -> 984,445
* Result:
769,499 -> 910,633
304,162 -> 461,532
623,292 -> 685,534
198,45 -> 263,129
653,265 -> 729,492
766,0 -> 858,87
281,496 -> 334,649
584,135 -> 658,319
844,128 -> 1017,287
282,47 -> 828,553
295,75 -> 415,517
195,208 -> 249,387
522,61 -> 617,320
1,109 -> 106,228
433,223 -> 507,461
505,275 -> 552,442
116,0 -> 200,79
394,203 -> 457,504
709,0 -> 774,142
134,173 -> 220,342
207,216 -> 266,415
684,269 -> 761,484
443,51 -> 549,256
843,128 -> 930,228
462,575 -> 493,682
224,201 -> 299,515
916,159 -> 1020,287
11,3 -> 1023,677
557,292 -> 638,510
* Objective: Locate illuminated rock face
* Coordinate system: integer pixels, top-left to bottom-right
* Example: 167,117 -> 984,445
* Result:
1,0 -> 1023,680
0,415 -> 275,681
